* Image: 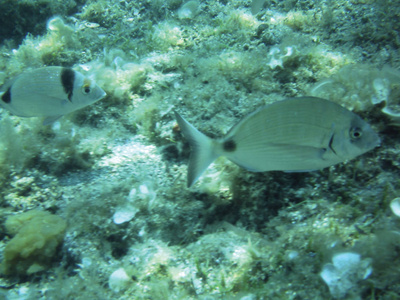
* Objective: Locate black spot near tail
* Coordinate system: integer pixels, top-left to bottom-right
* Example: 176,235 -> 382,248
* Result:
223,139 -> 237,152
61,68 -> 75,102
1,87 -> 11,103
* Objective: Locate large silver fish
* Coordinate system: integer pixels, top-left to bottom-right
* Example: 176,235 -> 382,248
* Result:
0,66 -> 106,124
175,97 -> 381,187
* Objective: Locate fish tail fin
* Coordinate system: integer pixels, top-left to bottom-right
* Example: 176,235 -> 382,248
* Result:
174,111 -> 220,187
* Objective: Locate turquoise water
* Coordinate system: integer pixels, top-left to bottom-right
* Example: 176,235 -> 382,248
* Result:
0,0 -> 399,299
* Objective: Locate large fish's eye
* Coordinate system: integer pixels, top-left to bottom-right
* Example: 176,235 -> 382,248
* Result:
350,127 -> 363,140
82,85 -> 91,95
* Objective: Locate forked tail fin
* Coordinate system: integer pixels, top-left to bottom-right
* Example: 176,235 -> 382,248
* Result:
174,111 -> 220,187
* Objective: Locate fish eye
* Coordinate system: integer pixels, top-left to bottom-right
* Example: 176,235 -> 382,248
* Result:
350,127 -> 363,140
82,86 -> 91,95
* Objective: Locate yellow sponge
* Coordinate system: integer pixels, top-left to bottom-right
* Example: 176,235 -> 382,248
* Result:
1,210 -> 67,275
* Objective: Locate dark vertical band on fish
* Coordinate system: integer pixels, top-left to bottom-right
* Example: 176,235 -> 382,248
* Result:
61,68 -> 75,102
1,87 -> 11,103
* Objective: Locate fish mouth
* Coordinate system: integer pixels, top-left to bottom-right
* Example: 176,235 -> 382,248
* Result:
98,89 -> 107,100
370,133 -> 381,148
375,137 -> 381,148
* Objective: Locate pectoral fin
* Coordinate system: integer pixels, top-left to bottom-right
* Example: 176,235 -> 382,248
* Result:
43,115 -> 63,125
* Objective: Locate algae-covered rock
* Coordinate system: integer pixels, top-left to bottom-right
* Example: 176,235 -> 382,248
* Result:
1,210 -> 67,275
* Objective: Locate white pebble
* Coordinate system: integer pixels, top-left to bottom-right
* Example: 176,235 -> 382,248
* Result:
109,268 -> 131,292
371,78 -> 390,105
390,197 -> 400,217
139,184 -> 149,194
320,252 -> 372,298
128,188 -> 137,200
112,206 -> 138,224
178,1 -> 199,19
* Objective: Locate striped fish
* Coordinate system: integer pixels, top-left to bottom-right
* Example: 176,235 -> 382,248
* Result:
0,66 -> 106,124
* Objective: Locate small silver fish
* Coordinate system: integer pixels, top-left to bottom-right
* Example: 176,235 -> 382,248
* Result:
251,0 -> 266,15
0,66 -> 106,124
175,97 -> 380,187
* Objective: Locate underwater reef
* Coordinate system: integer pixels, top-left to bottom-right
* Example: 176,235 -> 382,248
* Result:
0,0 -> 400,299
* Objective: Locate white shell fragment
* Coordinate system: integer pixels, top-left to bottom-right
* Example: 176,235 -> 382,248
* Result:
390,197 -> 400,217
320,252 -> 372,299
109,268 -> 131,292
371,68 -> 400,124
178,1 -> 200,20
371,78 -> 390,105
113,183 -> 157,224
112,205 -> 138,224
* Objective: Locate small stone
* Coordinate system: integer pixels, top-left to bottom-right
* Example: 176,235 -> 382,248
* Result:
390,197 -> 400,217
109,268 -> 131,292
112,205 -> 138,224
